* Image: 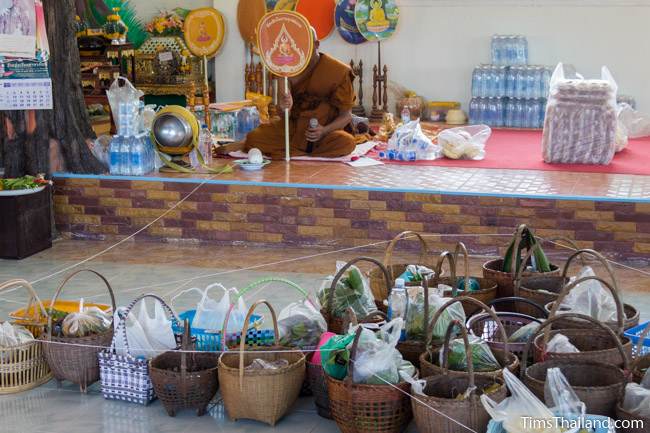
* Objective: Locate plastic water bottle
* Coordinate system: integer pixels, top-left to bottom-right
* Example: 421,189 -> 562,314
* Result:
401,106 -> 411,124
130,135 -> 145,176
388,278 -> 408,339
471,67 -> 481,97
109,135 -> 123,175
469,98 -> 479,124
199,125 -> 213,165
118,136 -> 130,175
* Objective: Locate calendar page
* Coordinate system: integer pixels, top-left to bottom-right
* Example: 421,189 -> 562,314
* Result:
0,78 -> 52,110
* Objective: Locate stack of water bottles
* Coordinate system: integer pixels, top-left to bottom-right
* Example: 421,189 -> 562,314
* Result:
469,35 -> 550,129
109,102 -> 156,176
379,107 -> 441,161
236,106 -> 261,142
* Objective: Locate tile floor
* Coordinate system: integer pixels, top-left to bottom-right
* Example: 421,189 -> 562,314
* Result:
1,240 -> 649,433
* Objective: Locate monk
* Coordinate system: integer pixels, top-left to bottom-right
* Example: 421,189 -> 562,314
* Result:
244,29 -> 357,158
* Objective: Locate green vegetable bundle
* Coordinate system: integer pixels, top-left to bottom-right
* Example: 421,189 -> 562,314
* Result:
502,225 -> 551,274
443,335 -> 500,372
405,289 -> 466,342
318,265 -> 377,318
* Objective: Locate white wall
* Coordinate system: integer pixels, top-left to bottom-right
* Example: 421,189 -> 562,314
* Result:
133,0 -> 650,110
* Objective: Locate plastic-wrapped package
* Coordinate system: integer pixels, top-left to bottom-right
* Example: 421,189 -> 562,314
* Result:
508,321 -> 540,343
437,125 -> 491,160
0,322 -> 34,347
383,120 -> 442,161
113,299 -> 177,359
61,300 -> 112,337
106,77 -> 143,134
617,103 -> 650,146
622,383 -> 650,418
405,285 -> 466,342
544,367 -> 586,417
547,334 -> 580,353
443,334 -> 500,372
318,262 -> 377,319
542,63 -> 618,165
185,284 -> 248,333
278,299 -> 327,349
397,264 -> 435,283
558,267 -> 617,322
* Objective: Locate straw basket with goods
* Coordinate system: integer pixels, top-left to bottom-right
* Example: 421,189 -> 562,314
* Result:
437,244 -> 498,315
615,342 -> 650,433
412,319 -> 507,433
0,279 -> 52,394
420,297 -> 519,380
322,257 -> 391,335
544,274 -> 639,332
219,300 -> 305,426
467,297 -> 547,362
521,312 -> 630,417
396,271 -> 433,368
41,269 -> 116,393
368,231 -> 433,303
99,294 -> 181,405
483,225 -> 560,298
326,326 -> 413,433
533,277 -> 632,366
149,320 -> 219,417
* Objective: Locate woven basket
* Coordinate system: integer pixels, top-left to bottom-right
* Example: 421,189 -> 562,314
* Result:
533,308 -> 632,367
150,320 -> 219,417
326,326 -> 413,433
99,294 -> 181,405
616,404 -> 650,433
368,231 -> 432,302
307,362 -> 332,419
219,300 -> 305,426
0,279 -> 52,395
467,297 -> 546,362
322,257 -> 391,335
438,243 -> 497,315
521,312 -> 629,417
412,321 -> 507,433
483,225 -> 560,298
41,269 -> 116,393
420,297 -> 519,380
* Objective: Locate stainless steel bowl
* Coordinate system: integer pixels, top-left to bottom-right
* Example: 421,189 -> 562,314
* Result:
152,112 -> 193,150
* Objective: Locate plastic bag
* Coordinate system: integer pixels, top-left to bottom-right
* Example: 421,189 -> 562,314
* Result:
397,264 -> 435,283
318,262 -> 377,319
114,298 -> 176,358
438,125 -> 491,160
482,369 -> 561,433
106,76 -> 144,135
443,334 -> 500,372
544,368 -> 586,417
278,299 -> 327,349
559,267 -> 617,322
384,120 -> 442,161
61,299 -> 111,337
0,322 -> 34,347
617,103 -> 650,139
542,63 -> 618,165
189,284 -> 248,333
321,332 -> 355,380
508,321 -> 541,343
547,334 -> 580,353
406,286 -> 466,342
622,383 -> 650,418
245,358 -> 289,370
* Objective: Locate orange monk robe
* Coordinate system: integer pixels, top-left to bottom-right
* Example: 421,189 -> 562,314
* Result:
245,53 -> 357,158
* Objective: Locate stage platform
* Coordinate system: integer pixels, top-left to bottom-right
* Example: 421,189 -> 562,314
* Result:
52,161 -> 650,261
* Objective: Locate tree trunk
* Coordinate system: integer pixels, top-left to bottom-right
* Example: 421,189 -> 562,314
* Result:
0,0 -> 103,178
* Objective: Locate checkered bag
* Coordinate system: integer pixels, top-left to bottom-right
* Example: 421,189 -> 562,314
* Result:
99,294 -> 180,405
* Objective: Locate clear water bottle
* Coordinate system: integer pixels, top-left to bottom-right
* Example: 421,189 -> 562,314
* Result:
505,67 -> 515,98
495,98 -> 504,127
541,67 -> 551,98
491,35 -> 500,65
388,278 -> 408,338
514,99 -> 525,128
515,67 -> 526,99
199,125 -> 213,165
472,66 -> 483,98
478,98 -> 488,124
401,106 -> 411,124
109,135 -> 123,175
525,67 -> 536,99
130,135 -> 145,176
119,135 -> 131,175
469,98 -> 479,124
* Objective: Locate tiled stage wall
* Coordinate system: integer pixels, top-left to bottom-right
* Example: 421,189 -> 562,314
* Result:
52,177 -> 650,260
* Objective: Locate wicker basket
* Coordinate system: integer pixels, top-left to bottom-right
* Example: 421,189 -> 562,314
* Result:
544,274 -> 639,331
412,320 -> 507,433
521,312 -> 629,417
219,300 -> 305,426
41,269 -> 116,393
616,404 -> 650,433
322,257 -> 391,335
0,279 -> 52,394
420,297 -> 519,380
368,231 -> 432,302
326,326 -> 413,433
99,294 -> 181,405
307,362 -> 332,419
467,297 -> 546,362
438,243 -> 497,315
150,320 -> 219,417
533,310 -> 632,367
483,225 -> 560,298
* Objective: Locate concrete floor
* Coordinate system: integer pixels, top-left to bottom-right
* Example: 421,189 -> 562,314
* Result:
0,239 -> 649,433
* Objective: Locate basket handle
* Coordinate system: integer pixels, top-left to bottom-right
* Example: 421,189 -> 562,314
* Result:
426,297 -> 510,361
434,251 -> 457,295
237,277 -> 308,300
346,325 -> 365,385
0,279 -> 48,323
440,319 -> 476,390
513,240 -> 546,295
46,269 -> 116,339
111,293 -> 181,358
487,297 -> 548,319
520,312 -> 630,379
327,257 -> 391,327
453,242 -> 471,293
547,275 -> 624,335
560,249 -> 618,292
235,300 -> 280,389
383,231 -> 429,281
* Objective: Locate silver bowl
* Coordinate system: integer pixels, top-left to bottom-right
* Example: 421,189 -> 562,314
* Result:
152,113 -> 193,150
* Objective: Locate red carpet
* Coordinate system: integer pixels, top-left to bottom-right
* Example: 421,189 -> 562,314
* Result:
372,129 -> 650,175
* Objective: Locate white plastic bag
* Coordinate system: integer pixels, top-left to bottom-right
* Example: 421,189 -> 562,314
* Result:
559,267 -> 617,322
544,368 -> 586,417
0,322 -> 34,347
438,125 -> 491,160
352,318 -> 410,385
618,103 -> 650,139
385,120 -> 442,161
190,284 -> 248,333
114,298 -> 176,359
622,383 -> 650,417
482,369 -> 561,433
106,76 -> 143,134
278,299 -> 327,349
547,334 -> 580,354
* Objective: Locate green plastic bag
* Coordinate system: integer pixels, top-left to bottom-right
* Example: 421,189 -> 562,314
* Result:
443,334 -> 500,372
321,333 -> 355,380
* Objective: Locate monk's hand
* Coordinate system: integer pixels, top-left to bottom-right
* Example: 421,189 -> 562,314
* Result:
306,124 -> 326,142
278,92 -> 293,112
